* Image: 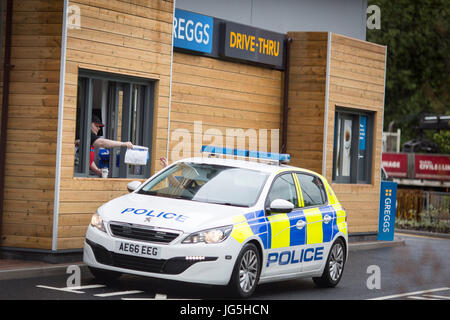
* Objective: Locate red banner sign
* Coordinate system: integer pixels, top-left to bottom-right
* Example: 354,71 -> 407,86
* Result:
414,154 -> 450,180
382,153 -> 408,178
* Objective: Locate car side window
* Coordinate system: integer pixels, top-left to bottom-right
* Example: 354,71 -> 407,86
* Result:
266,173 -> 299,208
296,173 -> 327,207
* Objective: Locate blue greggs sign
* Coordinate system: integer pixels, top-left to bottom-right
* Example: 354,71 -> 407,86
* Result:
173,9 -> 213,54
378,181 -> 398,241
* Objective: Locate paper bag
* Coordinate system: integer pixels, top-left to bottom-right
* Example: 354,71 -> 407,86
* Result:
124,146 -> 148,165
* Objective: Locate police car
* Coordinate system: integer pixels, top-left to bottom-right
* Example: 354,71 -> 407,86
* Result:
83,146 -> 348,298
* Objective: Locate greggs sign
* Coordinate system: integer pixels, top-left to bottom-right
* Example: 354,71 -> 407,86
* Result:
173,9 -> 213,54
173,10 -> 286,69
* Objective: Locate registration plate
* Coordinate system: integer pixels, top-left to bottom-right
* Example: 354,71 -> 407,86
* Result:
115,241 -> 161,259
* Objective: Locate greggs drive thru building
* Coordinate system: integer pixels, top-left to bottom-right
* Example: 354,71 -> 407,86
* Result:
0,0 -> 386,255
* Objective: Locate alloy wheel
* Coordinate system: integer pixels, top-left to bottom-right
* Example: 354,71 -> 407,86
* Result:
329,242 -> 344,281
239,249 -> 259,293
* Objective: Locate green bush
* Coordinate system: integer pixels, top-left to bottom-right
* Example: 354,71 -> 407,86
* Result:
396,208 -> 450,234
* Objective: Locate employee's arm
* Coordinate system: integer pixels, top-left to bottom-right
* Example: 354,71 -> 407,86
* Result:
93,138 -> 133,149
89,161 -> 102,176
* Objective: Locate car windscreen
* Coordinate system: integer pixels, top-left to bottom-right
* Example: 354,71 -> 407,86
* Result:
138,162 -> 269,207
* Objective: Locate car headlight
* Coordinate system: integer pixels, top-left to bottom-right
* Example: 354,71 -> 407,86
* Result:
90,212 -> 106,233
182,225 -> 233,244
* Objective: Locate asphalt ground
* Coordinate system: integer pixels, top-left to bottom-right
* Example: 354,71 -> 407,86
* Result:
0,236 -> 405,281
1,232 -> 449,301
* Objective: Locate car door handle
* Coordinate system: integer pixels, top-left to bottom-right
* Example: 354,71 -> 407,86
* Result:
296,220 -> 306,230
323,214 -> 332,224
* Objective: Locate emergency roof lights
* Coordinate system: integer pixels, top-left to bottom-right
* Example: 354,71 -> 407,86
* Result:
201,145 -> 291,163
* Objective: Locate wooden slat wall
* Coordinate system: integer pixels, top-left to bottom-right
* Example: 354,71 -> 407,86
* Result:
1,0 -> 63,249
0,0 -> 4,134
285,32 -> 328,173
326,33 -> 386,233
57,0 -> 174,250
169,52 -> 283,161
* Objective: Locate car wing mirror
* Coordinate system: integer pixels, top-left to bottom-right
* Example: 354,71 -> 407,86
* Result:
127,181 -> 142,193
267,199 -> 294,214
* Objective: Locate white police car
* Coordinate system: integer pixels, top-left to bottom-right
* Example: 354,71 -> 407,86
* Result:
83,146 -> 348,298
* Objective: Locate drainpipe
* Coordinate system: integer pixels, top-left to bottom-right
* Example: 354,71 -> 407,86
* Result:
0,0 -> 13,242
281,37 -> 292,153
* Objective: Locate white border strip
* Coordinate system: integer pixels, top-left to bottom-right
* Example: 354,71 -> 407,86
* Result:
380,45 -> 388,166
52,0 -> 69,251
166,0 -> 176,160
378,45 -> 388,203
321,32 -> 332,176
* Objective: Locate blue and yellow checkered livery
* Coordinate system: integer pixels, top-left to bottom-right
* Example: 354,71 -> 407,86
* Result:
231,206 -> 346,249
231,174 -> 346,249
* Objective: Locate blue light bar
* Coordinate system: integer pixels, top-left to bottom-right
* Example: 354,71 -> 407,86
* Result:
201,145 -> 290,163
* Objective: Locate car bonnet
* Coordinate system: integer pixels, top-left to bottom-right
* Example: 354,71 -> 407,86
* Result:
97,192 -> 252,233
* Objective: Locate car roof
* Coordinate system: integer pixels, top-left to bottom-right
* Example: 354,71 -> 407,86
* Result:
173,156 -> 316,175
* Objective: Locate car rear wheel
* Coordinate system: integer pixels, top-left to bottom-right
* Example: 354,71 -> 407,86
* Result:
313,238 -> 345,287
228,243 -> 261,298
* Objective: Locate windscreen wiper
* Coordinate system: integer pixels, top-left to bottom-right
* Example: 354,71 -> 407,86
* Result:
196,200 -> 249,207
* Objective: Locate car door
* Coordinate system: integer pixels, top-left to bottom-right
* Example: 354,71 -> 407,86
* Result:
263,173 -> 306,277
295,172 -> 334,272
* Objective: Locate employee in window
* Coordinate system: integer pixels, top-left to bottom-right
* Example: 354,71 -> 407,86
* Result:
89,115 -> 134,176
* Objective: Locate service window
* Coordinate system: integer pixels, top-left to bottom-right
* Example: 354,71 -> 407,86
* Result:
295,173 -> 327,207
266,173 -> 299,208
74,70 -> 155,178
332,108 -> 374,184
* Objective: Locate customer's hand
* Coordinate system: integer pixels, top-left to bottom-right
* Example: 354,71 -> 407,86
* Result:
160,157 -> 169,168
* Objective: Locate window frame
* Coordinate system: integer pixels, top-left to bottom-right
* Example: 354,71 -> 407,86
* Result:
264,172 -> 300,212
295,172 -> 328,208
332,107 -> 374,184
74,69 -> 155,179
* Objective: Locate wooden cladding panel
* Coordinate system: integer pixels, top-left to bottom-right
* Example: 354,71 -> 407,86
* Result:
169,52 -> 283,162
285,32 -> 328,174
57,0 -> 174,250
1,0 -> 62,250
326,33 -> 386,234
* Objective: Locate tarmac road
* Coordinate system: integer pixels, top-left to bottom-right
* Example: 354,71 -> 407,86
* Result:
0,234 -> 448,301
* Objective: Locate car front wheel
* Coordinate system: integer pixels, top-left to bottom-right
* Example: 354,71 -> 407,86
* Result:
228,243 -> 261,298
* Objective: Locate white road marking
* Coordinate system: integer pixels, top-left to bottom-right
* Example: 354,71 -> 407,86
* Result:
36,284 -> 195,300
66,284 -> 106,290
36,285 -> 84,294
36,284 -> 105,294
94,290 -> 143,297
369,287 -> 450,300
122,293 -> 201,300
423,294 -> 450,300
407,296 -> 438,300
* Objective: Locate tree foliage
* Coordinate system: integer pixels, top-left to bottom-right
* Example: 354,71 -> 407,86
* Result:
366,0 -> 449,152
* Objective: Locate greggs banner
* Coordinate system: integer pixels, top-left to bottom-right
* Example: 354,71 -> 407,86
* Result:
173,9 -> 214,54
173,9 -> 286,69
378,181 -> 398,241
